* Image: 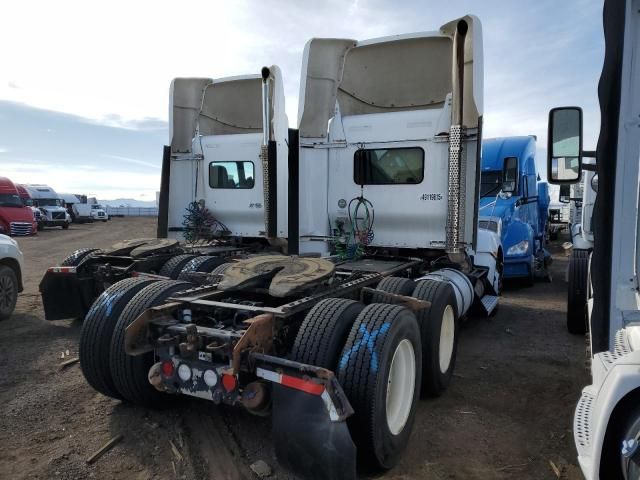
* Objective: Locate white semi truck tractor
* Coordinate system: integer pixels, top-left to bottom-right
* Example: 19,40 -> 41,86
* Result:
24,184 -> 70,230
42,15 -> 502,479
547,1 -> 640,478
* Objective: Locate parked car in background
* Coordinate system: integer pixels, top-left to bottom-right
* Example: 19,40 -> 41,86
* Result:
23,184 -> 70,230
0,233 -> 23,320
0,177 -> 37,236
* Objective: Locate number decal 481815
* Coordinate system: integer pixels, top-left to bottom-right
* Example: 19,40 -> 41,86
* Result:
420,193 -> 443,201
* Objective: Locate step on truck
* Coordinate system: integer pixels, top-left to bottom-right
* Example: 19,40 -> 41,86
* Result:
479,136 -> 552,285
41,15 -> 503,479
547,1 -> 640,478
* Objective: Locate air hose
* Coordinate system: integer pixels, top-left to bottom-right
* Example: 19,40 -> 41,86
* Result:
334,193 -> 375,260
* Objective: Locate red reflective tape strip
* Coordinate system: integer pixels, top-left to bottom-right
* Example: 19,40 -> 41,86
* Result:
280,374 -> 325,396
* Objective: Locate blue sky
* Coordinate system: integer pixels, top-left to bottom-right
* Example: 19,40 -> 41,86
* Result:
0,0 -> 603,199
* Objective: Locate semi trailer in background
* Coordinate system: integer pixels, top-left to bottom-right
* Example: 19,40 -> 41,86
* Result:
547,1 -> 640,478
0,177 -> 37,236
41,15 -> 503,479
479,136 -> 551,284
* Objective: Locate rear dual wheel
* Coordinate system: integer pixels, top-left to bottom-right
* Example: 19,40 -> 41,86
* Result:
292,299 -> 422,471
411,280 -> 458,397
177,256 -> 227,281
110,280 -> 192,406
60,248 -> 102,267
338,303 -> 422,470
79,278 -> 158,399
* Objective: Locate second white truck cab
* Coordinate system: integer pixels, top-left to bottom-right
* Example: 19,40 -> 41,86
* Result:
24,184 -> 70,230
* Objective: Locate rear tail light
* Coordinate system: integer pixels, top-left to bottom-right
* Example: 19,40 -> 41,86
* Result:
222,374 -> 237,392
161,360 -> 174,377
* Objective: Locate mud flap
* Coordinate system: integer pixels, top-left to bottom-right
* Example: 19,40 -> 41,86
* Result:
39,271 -> 96,320
272,385 -> 356,480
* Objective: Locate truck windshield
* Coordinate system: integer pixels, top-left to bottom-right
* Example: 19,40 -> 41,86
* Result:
0,193 -> 23,207
38,198 -> 63,207
480,171 -> 503,198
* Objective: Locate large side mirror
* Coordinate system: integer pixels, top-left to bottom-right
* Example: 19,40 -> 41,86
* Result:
559,184 -> 571,203
547,107 -> 583,184
502,156 -> 518,194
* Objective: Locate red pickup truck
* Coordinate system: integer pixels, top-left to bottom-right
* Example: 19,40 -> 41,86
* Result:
0,177 -> 37,236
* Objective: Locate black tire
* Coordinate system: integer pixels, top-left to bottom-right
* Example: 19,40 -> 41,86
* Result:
567,250 -> 589,334
600,397 -> 640,480
0,265 -> 18,321
210,262 -> 233,277
158,254 -> 197,279
371,277 -> 416,303
290,298 -> 364,369
37,223 -> 43,231
412,280 -> 458,397
178,256 -> 226,278
110,280 -> 192,406
337,303 -> 422,470
60,248 -> 102,267
62,223 -> 69,230
79,277 -> 157,399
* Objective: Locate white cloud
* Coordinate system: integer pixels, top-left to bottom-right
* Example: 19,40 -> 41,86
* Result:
0,0 -> 604,187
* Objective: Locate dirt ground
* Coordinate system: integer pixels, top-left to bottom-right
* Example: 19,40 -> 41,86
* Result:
0,217 -> 588,480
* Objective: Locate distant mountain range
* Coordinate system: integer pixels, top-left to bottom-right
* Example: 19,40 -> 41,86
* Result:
98,198 -> 157,208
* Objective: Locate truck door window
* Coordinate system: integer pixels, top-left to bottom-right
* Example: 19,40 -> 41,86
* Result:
480,171 -> 502,197
354,147 -> 424,185
502,157 -> 518,194
209,161 -> 255,189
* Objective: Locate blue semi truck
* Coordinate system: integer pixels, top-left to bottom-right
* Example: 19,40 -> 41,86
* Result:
479,136 -> 551,284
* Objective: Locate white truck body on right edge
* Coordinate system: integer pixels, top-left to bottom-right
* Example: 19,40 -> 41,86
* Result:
548,1 -> 640,478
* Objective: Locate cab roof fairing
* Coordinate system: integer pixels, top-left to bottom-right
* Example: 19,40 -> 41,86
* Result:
169,66 -> 288,155
297,15 -> 483,141
481,136 -> 537,172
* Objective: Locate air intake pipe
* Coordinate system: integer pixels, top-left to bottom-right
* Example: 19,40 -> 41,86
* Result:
261,67 -> 277,238
446,20 -> 468,257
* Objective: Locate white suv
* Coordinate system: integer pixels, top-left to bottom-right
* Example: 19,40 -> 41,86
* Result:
0,234 -> 23,320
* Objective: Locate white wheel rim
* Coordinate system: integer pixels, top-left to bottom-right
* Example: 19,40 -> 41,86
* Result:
385,339 -> 416,435
439,305 -> 455,374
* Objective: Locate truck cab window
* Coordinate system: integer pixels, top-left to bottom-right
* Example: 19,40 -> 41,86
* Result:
209,161 -> 255,189
354,147 -> 424,185
0,194 -> 22,207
